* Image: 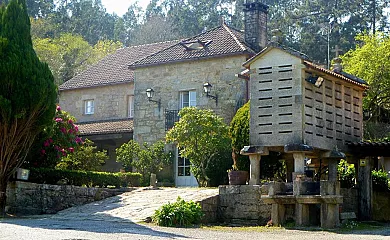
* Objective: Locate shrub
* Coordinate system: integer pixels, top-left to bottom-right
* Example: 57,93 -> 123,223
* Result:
116,140 -> 172,186
338,159 -> 356,188
152,197 -> 204,227
229,101 -> 250,171
28,168 -> 141,188
372,169 -> 390,192
56,138 -> 108,171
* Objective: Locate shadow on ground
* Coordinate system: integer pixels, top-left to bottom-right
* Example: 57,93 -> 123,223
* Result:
0,216 -> 189,239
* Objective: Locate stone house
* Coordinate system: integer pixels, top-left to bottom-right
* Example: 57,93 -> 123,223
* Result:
59,42 -> 174,172
59,1 -> 268,186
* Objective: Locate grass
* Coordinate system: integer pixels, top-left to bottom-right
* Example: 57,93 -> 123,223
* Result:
201,225 -> 285,232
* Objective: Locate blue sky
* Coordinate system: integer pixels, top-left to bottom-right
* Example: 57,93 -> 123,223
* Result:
101,0 -> 150,16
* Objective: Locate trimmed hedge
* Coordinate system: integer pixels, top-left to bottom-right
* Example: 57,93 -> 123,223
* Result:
28,168 -> 142,188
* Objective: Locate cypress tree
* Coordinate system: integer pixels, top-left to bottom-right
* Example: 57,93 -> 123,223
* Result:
0,0 -> 56,216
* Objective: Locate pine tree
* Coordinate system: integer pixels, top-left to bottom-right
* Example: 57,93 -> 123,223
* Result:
0,0 -> 56,216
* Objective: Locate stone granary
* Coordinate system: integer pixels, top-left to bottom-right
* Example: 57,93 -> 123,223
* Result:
240,21 -> 368,227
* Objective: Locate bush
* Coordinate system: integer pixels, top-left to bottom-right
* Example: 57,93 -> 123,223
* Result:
28,168 -> 142,188
229,101 -> 250,171
338,159 -> 356,188
116,140 -> 172,186
152,197 -> 204,227
56,138 -> 108,171
372,169 -> 390,192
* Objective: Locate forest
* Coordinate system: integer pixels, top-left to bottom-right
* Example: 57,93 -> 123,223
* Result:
0,0 -> 388,85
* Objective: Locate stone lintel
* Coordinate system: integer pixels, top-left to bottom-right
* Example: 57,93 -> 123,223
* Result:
240,146 -> 269,156
321,150 -> 346,159
284,144 -> 314,153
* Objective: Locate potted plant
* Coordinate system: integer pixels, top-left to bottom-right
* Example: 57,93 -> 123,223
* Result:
228,101 -> 250,185
227,152 -> 249,185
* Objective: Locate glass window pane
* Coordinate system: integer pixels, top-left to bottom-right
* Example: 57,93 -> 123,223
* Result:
178,157 -> 184,166
180,92 -> 189,108
128,95 -> 134,118
178,167 -> 184,176
185,167 -> 191,176
185,158 -> 191,166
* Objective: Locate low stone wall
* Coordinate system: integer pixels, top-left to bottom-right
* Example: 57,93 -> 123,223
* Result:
198,195 -> 219,223
340,188 -> 358,216
373,191 -> 390,221
218,185 -> 271,225
6,181 -> 133,215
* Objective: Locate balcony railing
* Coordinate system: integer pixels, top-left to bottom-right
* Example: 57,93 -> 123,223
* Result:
165,110 -> 180,131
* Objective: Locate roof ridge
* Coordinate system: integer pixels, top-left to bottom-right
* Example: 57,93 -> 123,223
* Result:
126,39 -> 178,50
222,23 -> 246,52
129,25 -> 226,68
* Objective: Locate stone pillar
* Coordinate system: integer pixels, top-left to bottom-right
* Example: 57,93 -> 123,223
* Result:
328,159 -> 338,182
293,152 -> 305,180
358,157 -> 373,220
285,155 -> 294,182
271,203 -> 286,226
249,154 -> 261,185
296,203 -> 310,226
150,173 -> 157,188
321,203 -> 340,228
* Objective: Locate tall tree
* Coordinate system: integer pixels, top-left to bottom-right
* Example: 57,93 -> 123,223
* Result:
342,33 -> 390,123
0,0 -> 57,215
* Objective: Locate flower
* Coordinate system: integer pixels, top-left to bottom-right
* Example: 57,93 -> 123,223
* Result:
68,119 -> 73,124
68,147 -> 74,153
60,127 -> 67,133
56,105 -> 61,111
43,140 -> 50,147
55,118 -> 63,122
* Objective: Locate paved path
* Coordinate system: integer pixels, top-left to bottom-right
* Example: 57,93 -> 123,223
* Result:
52,187 -> 219,223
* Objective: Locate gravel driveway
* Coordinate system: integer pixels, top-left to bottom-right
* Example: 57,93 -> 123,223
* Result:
1,218 -> 390,240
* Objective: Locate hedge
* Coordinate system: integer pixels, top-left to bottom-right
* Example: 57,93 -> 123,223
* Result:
28,168 -> 142,188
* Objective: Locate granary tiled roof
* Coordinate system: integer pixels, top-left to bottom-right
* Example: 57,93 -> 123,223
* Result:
77,119 -> 133,136
59,41 -> 176,91
129,24 -> 255,69
243,43 -> 368,89
303,61 -> 368,88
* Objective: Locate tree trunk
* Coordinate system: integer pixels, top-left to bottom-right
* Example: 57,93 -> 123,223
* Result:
0,176 -> 8,217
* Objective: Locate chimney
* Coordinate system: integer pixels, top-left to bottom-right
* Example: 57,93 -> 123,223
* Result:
243,0 -> 269,52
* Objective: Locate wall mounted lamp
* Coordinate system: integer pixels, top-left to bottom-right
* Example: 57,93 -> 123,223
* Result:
203,82 -> 218,106
146,88 -> 161,111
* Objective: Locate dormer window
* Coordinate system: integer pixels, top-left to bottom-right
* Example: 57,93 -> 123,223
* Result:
180,39 -> 212,51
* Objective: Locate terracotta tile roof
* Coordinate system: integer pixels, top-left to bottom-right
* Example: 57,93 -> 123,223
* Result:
59,41 -> 176,91
304,61 -> 368,89
77,119 -> 133,136
129,24 -> 255,69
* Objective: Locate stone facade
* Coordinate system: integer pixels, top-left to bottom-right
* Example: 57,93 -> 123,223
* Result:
133,55 -> 248,144
59,83 -> 134,123
59,83 -> 134,172
6,181 -> 132,215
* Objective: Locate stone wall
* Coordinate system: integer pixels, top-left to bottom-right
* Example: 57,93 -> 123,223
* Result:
6,181 -> 132,215
373,191 -> 390,221
340,188 -> 358,216
133,55 -> 248,144
218,185 -> 271,225
199,195 -> 219,223
59,83 -> 134,123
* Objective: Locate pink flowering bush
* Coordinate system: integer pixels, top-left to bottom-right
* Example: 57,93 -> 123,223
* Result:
27,106 -> 83,168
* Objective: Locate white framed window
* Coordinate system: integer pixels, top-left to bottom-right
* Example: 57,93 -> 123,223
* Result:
128,95 -> 134,118
177,155 -> 191,176
84,99 -> 94,115
180,90 -> 196,109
